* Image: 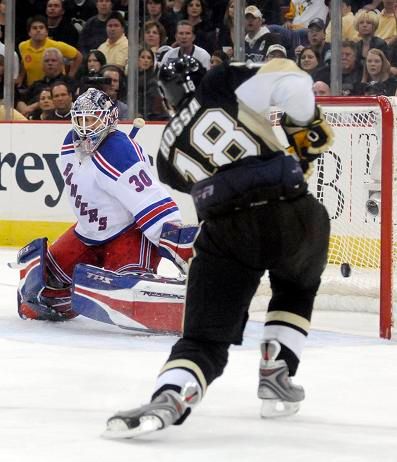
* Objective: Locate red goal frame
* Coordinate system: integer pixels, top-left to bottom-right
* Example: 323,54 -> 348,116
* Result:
317,96 -> 394,339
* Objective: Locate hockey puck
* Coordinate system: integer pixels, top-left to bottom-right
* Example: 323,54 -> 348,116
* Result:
340,262 -> 351,278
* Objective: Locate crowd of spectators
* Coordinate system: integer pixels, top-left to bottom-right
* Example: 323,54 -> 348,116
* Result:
1,0 -> 397,121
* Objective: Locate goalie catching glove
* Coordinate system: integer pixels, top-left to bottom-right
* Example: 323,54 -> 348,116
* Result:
158,222 -> 199,274
281,105 -> 334,163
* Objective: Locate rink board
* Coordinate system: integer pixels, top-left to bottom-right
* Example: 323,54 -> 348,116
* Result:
0,121 -> 197,246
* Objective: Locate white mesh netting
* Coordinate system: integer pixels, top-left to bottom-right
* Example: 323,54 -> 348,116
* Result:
251,99 -> 397,318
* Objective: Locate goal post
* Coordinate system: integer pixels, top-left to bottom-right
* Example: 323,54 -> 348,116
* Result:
317,96 -> 394,339
253,96 -> 395,339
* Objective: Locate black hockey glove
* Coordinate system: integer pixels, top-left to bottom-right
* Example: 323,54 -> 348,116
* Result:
281,105 -> 334,162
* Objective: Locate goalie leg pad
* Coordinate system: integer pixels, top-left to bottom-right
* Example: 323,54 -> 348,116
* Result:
17,238 -> 47,305
71,264 -> 186,334
17,238 -> 76,321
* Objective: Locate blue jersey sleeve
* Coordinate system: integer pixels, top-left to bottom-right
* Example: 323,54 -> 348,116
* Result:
92,131 -> 145,180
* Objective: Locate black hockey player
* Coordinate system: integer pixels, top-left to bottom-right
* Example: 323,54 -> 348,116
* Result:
104,56 -> 334,438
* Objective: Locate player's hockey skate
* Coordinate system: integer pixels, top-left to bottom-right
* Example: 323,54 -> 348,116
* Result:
258,340 -> 304,418
103,383 -> 201,439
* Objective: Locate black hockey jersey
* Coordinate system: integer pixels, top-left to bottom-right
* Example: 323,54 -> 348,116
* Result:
157,59 -> 315,194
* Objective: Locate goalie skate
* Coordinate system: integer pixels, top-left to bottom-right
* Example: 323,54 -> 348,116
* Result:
258,340 -> 304,418
103,383 -> 200,439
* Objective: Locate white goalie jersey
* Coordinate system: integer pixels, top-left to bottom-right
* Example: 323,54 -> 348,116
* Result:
61,129 -> 182,246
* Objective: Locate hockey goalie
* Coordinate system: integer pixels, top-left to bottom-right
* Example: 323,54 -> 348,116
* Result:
14,88 -> 198,335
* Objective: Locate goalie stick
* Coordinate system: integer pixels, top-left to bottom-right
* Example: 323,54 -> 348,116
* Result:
129,117 -> 145,139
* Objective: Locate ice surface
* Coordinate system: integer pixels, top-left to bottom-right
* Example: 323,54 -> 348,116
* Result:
1,248 -> 397,462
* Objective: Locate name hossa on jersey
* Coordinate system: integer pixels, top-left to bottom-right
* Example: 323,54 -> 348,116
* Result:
157,59 -> 315,194
61,129 -> 182,245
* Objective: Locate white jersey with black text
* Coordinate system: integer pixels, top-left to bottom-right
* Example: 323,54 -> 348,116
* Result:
61,129 -> 182,245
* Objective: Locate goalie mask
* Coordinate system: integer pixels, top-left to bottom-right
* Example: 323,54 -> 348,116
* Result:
158,56 -> 206,111
71,88 -> 119,153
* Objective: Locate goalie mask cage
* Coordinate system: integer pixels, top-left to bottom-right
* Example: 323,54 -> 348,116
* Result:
253,96 -> 395,339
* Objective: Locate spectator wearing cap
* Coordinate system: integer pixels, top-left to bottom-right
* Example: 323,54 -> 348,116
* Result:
354,10 -> 389,66
245,5 -> 279,63
98,11 -> 128,70
325,0 -> 359,43
265,43 -> 287,61
46,0 -> 80,47
79,0 -> 113,56
306,18 -> 331,65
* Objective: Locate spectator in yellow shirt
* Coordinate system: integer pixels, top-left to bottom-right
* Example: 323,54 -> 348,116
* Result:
0,103 -> 27,120
325,0 -> 359,43
98,12 -> 128,71
18,15 -> 83,87
377,0 -> 397,45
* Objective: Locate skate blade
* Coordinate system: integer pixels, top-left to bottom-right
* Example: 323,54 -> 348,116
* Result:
102,415 -> 163,439
260,399 -> 300,418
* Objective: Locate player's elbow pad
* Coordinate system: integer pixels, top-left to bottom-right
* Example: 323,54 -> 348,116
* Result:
281,105 -> 334,161
158,222 -> 199,274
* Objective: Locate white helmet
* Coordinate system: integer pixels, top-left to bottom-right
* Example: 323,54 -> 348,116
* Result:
71,88 -> 119,152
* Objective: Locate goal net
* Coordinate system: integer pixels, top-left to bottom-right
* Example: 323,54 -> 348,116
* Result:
251,96 -> 395,339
